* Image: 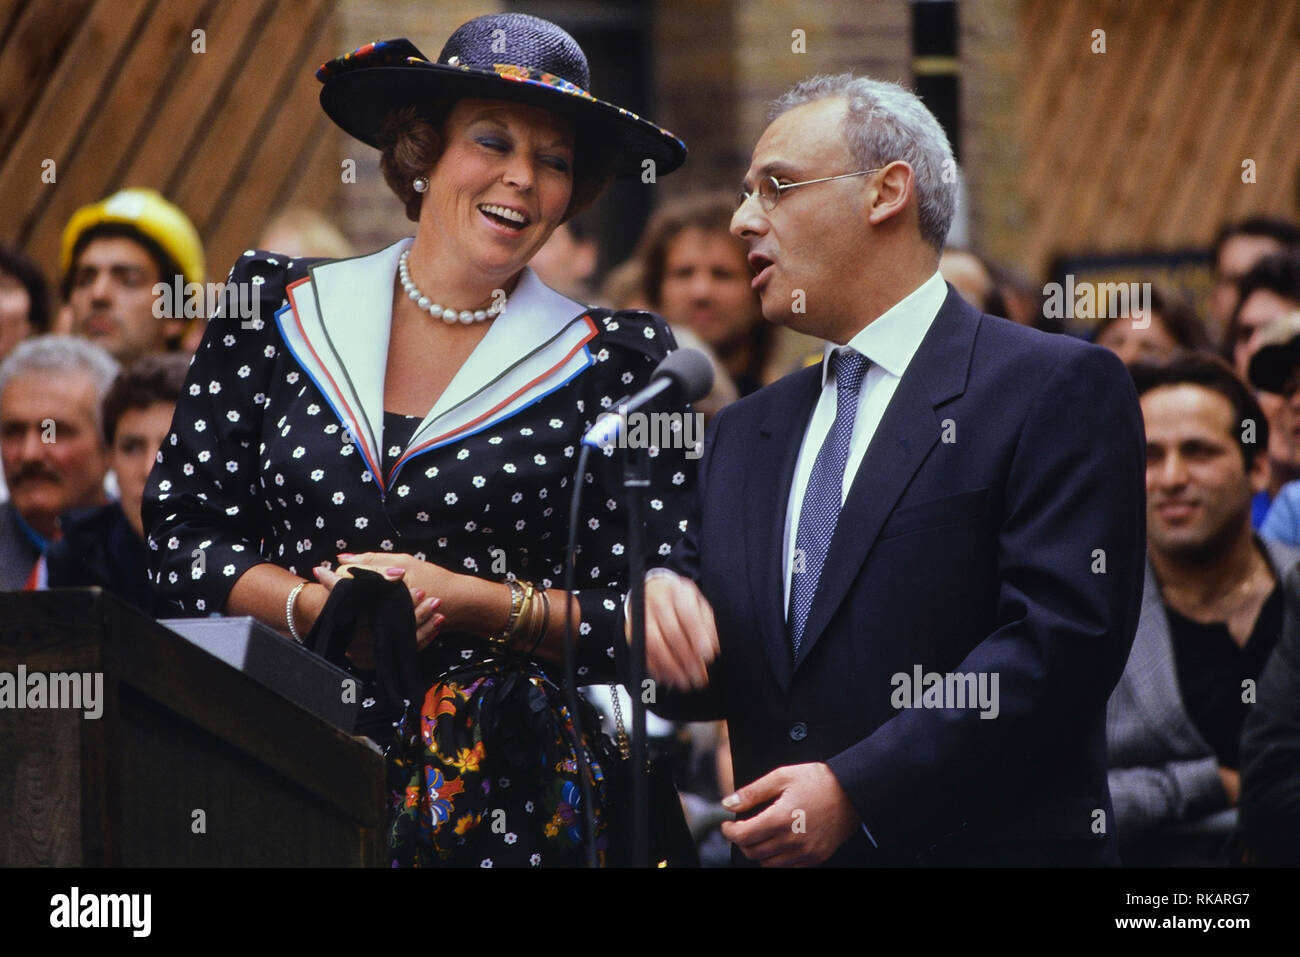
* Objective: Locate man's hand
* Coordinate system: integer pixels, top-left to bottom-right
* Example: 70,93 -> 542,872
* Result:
633,571 -> 719,691
1218,766 -> 1241,806
720,763 -> 861,867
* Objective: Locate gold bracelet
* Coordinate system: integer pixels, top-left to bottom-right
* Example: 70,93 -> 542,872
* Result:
516,582 -> 541,648
489,579 -> 526,652
530,587 -> 551,649
513,580 -> 537,646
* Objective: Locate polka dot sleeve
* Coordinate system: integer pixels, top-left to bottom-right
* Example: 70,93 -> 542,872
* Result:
142,252 -> 297,616
565,311 -> 697,681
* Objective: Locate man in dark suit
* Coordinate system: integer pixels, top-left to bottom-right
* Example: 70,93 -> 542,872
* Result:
638,74 -> 1146,866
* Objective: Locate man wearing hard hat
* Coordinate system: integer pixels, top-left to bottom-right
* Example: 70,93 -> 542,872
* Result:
60,188 -> 204,363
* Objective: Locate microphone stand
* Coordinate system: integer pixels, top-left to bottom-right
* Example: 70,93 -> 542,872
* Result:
622,444 -> 651,869
579,347 -> 712,868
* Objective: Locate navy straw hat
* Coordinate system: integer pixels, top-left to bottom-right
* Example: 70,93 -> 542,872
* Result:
318,13 -> 686,177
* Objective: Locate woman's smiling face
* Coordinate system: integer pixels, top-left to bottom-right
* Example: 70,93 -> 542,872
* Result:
420,97 -> 576,286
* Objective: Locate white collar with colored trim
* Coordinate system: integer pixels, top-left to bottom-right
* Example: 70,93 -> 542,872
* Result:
274,237 -> 600,492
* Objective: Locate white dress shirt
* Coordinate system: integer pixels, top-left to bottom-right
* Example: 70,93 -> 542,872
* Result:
781,271 -> 948,614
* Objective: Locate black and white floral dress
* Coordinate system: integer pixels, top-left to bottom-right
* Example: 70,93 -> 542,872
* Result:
143,239 -> 696,866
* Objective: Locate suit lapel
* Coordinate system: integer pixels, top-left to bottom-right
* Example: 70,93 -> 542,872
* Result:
1131,561 -> 1213,754
748,366 -> 822,691
1135,539 -> 1300,754
793,289 -> 977,670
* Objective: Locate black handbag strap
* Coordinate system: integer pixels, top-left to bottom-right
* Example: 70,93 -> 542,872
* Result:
305,568 -> 424,714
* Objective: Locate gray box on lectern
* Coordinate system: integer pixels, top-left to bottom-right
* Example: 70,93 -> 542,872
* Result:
160,616 -> 358,733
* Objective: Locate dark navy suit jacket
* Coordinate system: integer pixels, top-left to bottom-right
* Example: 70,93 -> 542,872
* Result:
653,288 -> 1146,866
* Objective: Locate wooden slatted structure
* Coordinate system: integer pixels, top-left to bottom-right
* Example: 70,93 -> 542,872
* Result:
0,0 -> 341,290
1017,0 -> 1300,274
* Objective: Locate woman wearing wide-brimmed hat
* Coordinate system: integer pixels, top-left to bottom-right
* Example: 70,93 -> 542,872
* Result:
143,13 -> 694,866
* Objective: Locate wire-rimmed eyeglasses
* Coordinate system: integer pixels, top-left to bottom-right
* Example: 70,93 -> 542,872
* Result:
736,168 -> 884,211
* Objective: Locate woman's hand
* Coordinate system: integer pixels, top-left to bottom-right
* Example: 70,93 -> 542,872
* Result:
332,552 -> 581,663
312,562 -> 445,664
337,552 -> 483,635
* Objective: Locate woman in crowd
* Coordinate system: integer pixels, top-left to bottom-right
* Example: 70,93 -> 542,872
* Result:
143,13 -> 694,867
636,193 -> 811,397
1093,283 -> 1211,366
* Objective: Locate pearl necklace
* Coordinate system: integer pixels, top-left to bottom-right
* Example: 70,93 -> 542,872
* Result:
398,249 -> 506,324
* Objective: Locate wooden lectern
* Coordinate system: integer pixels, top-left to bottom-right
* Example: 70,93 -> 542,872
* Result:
0,589 -> 387,866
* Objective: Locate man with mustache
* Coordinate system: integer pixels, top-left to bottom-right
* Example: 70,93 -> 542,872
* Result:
61,188 -> 204,364
1106,354 -> 1299,864
43,352 -> 190,616
0,336 -> 119,589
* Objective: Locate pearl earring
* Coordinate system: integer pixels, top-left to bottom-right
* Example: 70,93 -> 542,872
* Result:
413,176 -> 429,194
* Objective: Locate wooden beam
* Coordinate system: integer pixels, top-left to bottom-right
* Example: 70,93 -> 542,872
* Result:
2,0 -> 156,266
29,0 -> 222,286
203,0 -> 339,276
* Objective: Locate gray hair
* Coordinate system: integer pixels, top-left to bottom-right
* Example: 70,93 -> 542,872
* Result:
0,335 -> 122,438
770,74 -> 957,252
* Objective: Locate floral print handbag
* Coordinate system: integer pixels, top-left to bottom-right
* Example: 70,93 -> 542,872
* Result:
386,657 -> 617,867
304,568 -> 609,866
306,567 -> 690,867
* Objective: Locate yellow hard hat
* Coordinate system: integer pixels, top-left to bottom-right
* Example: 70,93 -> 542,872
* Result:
61,188 -> 205,287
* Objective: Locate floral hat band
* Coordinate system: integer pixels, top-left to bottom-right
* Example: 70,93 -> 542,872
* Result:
316,15 -> 686,178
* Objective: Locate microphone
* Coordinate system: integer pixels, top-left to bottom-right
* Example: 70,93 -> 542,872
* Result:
582,348 -> 714,449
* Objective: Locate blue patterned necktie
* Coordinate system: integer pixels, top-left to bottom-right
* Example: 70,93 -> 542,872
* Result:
788,349 -> 870,658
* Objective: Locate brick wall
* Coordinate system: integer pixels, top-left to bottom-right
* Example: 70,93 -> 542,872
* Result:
651,0 -> 741,199
730,0 -> 911,182
959,0 -> 1027,270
